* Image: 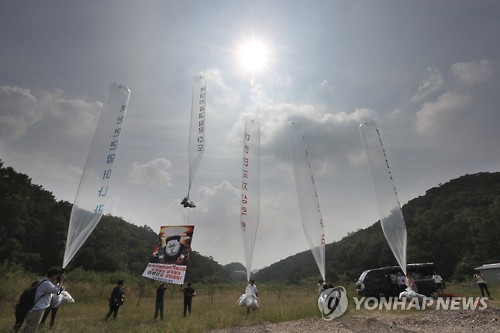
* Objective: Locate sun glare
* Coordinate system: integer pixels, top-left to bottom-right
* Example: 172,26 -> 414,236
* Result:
238,40 -> 269,73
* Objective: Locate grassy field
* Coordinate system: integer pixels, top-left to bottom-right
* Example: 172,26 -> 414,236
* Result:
0,268 -> 326,333
0,283 -> 323,333
0,268 -> 497,333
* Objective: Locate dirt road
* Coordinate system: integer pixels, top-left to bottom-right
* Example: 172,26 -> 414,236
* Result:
207,307 -> 500,333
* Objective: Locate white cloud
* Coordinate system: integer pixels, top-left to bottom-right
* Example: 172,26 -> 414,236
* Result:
320,108 -> 377,125
451,59 -> 494,86
229,82 -> 377,153
307,79 -> 335,99
185,178 -> 311,268
0,86 -> 40,141
128,158 -> 173,188
415,92 -> 470,134
0,85 -> 101,143
184,180 -> 243,264
411,67 -> 444,103
202,68 -> 242,111
36,89 -> 102,138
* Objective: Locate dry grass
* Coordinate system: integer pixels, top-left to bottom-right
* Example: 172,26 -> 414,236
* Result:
0,278 -> 321,333
0,268 -> 497,333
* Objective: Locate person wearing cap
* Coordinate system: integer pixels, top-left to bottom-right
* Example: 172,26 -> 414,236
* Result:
104,280 -> 125,321
23,267 -> 64,333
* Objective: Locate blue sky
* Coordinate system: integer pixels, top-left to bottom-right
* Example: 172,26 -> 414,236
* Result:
1,0 -> 499,271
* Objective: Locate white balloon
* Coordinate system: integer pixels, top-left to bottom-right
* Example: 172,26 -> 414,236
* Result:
63,83 -> 130,268
359,120 -> 407,275
286,121 -> 326,281
182,75 -> 207,208
239,120 -> 260,281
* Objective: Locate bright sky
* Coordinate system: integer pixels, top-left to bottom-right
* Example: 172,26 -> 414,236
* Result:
1,1 -> 499,271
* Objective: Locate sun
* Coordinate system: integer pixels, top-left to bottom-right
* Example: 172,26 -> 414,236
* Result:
237,39 -> 270,74
227,34 -> 278,85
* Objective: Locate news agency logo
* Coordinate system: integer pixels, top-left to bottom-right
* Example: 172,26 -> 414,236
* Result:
318,286 -> 349,320
353,296 -> 489,311
318,288 -> 490,320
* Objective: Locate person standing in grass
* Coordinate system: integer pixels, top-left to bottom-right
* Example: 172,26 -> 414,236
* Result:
245,280 -> 259,314
246,280 -> 258,297
104,280 -> 125,321
473,271 -> 493,300
39,288 -> 74,329
405,272 -> 418,293
154,283 -> 168,320
432,271 -> 445,297
181,282 -> 196,317
23,267 -> 65,333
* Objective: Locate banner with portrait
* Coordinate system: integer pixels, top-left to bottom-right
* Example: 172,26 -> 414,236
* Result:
142,225 -> 194,284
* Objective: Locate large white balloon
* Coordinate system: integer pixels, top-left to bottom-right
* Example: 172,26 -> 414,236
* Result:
63,83 -> 130,268
181,75 -> 207,208
239,119 -> 261,281
359,120 -> 407,275
286,120 -> 326,281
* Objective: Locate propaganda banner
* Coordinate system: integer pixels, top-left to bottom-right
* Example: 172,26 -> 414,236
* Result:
142,225 -> 194,284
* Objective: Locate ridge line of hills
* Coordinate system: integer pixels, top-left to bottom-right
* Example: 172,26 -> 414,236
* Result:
1,159 -> 499,283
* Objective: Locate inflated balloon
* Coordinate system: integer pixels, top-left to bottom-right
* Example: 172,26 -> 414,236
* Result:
63,83 -> 130,268
51,290 -> 75,308
359,120 -> 407,275
182,75 -> 207,208
237,292 -> 259,309
286,120 -> 326,281
239,120 -> 261,281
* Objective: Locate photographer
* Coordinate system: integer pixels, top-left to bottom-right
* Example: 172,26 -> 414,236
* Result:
473,271 -> 492,300
23,267 -> 65,333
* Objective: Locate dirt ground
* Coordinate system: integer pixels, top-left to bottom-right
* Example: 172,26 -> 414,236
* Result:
207,307 -> 500,333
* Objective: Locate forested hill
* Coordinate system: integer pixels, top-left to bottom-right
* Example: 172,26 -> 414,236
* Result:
2,160 -> 499,284
0,160 -> 230,283
254,172 -> 500,283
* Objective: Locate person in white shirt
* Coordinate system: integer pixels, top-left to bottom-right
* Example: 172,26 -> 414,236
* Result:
245,280 -> 258,314
396,272 -> 406,292
23,267 -> 64,333
432,271 -> 444,297
246,280 -> 258,297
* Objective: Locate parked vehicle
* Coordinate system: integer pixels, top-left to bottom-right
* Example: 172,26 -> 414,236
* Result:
356,263 -> 437,297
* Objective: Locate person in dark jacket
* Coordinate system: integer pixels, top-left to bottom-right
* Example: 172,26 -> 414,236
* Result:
104,280 -> 125,321
180,282 -> 196,317
154,283 -> 168,320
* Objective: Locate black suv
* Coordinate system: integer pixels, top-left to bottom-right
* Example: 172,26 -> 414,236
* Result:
356,263 -> 437,298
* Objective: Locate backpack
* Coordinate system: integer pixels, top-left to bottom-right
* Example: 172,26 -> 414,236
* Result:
15,280 -> 45,319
